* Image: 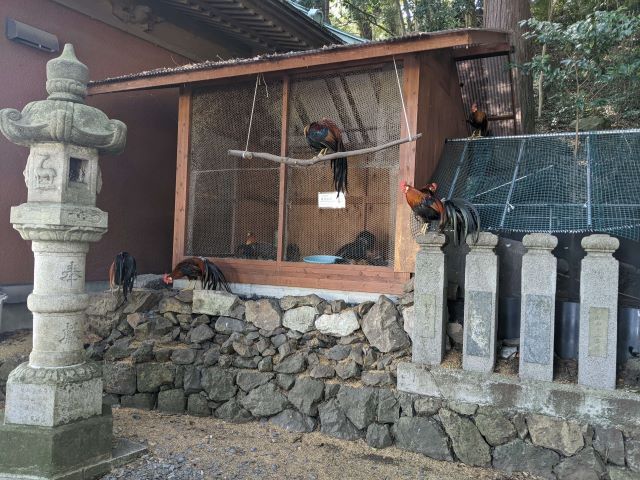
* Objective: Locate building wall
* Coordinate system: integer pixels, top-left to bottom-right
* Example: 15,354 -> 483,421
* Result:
0,0 -> 190,284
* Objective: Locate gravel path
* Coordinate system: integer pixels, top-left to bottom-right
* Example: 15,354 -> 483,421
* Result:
104,408 -> 539,480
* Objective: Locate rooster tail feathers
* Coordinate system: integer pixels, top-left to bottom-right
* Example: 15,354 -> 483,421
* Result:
202,258 -> 231,293
442,199 -> 481,246
331,156 -> 348,197
111,252 -> 137,300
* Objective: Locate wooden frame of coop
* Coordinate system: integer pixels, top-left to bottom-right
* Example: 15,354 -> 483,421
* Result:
89,29 -> 513,295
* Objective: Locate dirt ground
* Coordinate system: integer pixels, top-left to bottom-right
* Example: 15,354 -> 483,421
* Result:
0,330 -> 540,479
0,329 -> 31,363
107,408 -> 538,480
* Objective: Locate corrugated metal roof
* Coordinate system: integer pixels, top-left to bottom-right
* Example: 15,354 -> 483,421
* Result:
89,29 -> 509,88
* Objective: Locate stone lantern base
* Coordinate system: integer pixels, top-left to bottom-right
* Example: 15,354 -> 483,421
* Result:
0,406 -> 113,480
3,363 -> 103,427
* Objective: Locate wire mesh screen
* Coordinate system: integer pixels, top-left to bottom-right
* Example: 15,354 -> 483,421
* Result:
425,130 -> 640,240
456,54 -> 516,136
285,65 -> 402,266
187,80 -> 282,259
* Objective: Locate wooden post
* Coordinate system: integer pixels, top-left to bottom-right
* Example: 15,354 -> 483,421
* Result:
394,51 -> 469,273
172,86 -> 192,267
394,54 -> 421,272
276,76 -> 290,263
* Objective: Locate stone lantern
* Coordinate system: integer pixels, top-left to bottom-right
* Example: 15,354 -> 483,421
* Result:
0,44 -> 126,478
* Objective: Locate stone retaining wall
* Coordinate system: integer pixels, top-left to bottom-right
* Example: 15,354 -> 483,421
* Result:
3,286 -> 639,480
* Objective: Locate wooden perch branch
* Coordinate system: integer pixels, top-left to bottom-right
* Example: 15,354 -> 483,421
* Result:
228,133 -> 422,166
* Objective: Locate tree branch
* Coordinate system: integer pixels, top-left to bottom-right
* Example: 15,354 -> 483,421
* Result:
228,133 -> 422,166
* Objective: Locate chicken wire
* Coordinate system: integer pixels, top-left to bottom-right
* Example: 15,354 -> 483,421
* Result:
423,130 -> 640,240
187,80 -> 282,259
284,64 -> 402,266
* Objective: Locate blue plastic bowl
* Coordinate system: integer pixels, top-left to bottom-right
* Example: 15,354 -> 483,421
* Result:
303,255 -> 342,264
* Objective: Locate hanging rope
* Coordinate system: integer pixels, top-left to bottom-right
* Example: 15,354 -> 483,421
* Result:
393,55 -> 413,141
233,62 -> 421,164
243,74 -> 266,156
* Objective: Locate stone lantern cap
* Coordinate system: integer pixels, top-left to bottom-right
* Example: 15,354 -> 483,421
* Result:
0,44 -> 126,155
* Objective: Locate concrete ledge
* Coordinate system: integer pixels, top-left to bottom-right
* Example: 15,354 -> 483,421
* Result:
0,427 -> 146,480
111,438 -> 147,469
172,280 -> 398,303
397,362 -> 640,429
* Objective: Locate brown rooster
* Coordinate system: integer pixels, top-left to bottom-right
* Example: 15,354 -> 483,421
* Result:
401,181 -> 480,246
304,118 -> 348,196
467,102 -> 489,138
108,251 -> 136,300
163,257 -> 230,292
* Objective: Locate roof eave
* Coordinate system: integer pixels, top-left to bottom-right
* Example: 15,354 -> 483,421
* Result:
88,29 -> 510,96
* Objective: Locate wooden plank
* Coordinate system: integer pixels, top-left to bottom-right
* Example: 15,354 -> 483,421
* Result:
172,87 -> 192,267
88,30 -> 510,95
276,76 -> 289,262
394,54 -> 421,273
175,255 -> 409,294
452,42 -> 511,61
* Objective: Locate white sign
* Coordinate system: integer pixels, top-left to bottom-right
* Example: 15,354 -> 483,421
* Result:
318,192 -> 346,209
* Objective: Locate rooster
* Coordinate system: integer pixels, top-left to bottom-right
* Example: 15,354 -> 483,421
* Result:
401,181 -> 480,246
467,102 -> 489,138
109,251 -> 137,300
335,230 -> 376,264
304,118 -> 348,196
163,257 -> 231,292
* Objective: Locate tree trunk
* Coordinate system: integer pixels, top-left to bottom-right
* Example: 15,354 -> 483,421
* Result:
484,0 -> 535,133
394,0 -> 407,34
321,0 -> 330,24
401,0 -> 414,31
538,0 -> 554,118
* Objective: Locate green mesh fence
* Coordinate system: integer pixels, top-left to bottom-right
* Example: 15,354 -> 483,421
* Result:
426,129 -> 640,240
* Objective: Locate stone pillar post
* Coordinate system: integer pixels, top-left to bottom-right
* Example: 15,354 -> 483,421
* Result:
412,232 -> 447,365
519,233 -> 558,382
579,234 -> 620,390
462,232 -> 499,373
0,45 -> 127,478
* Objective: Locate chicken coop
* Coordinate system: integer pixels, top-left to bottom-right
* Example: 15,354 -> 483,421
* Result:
90,29 -> 513,294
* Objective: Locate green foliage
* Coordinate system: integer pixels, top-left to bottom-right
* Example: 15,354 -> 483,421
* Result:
295,0 -> 640,131
414,0 -> 481,31
521,8 -> 640,129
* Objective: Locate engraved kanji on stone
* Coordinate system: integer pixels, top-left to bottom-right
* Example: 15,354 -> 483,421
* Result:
58,323 -> 74,343
60,261 -> 82,286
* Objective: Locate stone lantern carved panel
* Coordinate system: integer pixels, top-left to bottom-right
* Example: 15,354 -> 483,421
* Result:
24,143 -> 99,205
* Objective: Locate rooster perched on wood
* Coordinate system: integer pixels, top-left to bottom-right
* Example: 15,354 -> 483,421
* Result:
109,252 -> 137,300
163,257 -> 230,292
401,181 -> 480,246
304,118 -> 348,196
467,102 -> 489,138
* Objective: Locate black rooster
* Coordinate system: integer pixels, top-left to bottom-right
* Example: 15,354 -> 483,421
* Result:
336,231 -> 376,263
304,118 -> 348,196
163,257 -> 230,292
109,252 -> 137,300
